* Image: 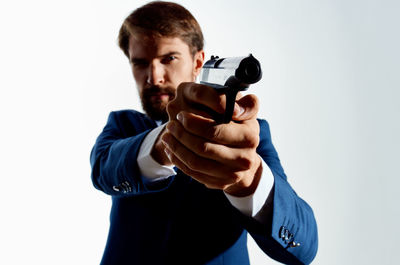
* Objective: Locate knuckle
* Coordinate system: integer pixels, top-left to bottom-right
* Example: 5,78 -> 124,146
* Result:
248,153 -> 259,169
199,142 -> 214,155
228,172 -> 242,184
195,141 -> 206,154
244,133 -> 259,148
191,84 -> 205,99
237,154 -> 252,170
207,126 -> 222,140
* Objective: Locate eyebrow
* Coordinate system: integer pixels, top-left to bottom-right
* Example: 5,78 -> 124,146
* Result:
130,51 -> 182,64
161,51 -> 182,58
130,57 -> 147,65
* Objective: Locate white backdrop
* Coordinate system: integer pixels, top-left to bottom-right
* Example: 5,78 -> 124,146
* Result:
0,0 -> 399,264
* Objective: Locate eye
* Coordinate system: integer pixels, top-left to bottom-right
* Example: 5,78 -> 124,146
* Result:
131,59 -> 149,68
161,55 -> 177,64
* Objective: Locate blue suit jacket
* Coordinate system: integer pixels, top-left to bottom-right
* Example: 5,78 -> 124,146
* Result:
90,110 -> 318,265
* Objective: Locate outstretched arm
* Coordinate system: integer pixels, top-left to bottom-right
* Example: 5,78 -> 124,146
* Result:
159,82 -> 318,264
90,111 -> 175,196
248,119 -> 318,265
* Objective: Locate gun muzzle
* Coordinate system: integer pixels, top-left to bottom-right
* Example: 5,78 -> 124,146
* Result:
200,54 -> 262,90
199,54 -> 262,123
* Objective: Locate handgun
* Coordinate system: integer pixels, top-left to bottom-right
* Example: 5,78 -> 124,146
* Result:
199,54 -> 262,123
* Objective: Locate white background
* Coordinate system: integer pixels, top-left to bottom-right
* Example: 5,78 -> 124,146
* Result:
0,0 -> 399,264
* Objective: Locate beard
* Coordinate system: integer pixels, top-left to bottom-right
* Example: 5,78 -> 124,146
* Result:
140,85 -> 176,122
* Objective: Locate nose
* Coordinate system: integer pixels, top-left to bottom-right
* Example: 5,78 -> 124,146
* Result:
147,62 -> 165,85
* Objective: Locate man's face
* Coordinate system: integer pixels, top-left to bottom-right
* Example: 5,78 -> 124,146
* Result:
128,35 -> 204,121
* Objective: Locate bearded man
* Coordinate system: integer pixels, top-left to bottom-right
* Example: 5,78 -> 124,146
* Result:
90,2 -> 318,264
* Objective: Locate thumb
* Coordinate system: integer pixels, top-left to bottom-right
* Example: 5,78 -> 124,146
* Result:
232,94 -> 259,121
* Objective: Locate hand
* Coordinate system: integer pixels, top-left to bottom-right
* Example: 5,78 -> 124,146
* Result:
161,82 -> 262,197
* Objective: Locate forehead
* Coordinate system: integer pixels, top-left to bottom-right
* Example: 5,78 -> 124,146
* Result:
128,35 -> 191,59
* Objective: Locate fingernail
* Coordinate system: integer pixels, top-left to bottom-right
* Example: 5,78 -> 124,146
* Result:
161,136 -> 169,147
176,112 -> 183,123
164,147 -> 172,158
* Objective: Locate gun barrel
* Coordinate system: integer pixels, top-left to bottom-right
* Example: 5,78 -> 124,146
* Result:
199,54 -> 262,123
200,54 -> 262,89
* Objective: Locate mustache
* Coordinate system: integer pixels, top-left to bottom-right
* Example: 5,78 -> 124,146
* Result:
142,85 -> 175,96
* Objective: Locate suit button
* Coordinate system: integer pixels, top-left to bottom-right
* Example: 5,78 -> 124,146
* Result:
286,233 -> 294,241
121,181 -> 132,193
289,241 -> 301,248
113,181 -> 132,193
279,226 -> 288,239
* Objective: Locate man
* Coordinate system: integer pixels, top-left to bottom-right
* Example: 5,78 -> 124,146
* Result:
90,1 -> 318,265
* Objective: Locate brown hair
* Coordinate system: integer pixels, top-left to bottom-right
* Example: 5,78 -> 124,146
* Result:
118,1 -> 204,58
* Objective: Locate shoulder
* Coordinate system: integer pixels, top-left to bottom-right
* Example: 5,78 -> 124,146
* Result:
110,109 -> 148,120
257,118 -> 270,131
107,109 -> 157,136
257,118 -> 272,140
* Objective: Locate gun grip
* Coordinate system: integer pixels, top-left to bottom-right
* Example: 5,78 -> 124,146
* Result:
209,86 -> 240,124
220,88 -> 240,123
201,83 -> 241,124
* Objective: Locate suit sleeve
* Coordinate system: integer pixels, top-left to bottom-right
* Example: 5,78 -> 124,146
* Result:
90,111 -> 175,196
245,119 -> 318,265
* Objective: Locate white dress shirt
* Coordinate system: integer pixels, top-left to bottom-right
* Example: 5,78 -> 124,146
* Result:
137,124 -> 274,221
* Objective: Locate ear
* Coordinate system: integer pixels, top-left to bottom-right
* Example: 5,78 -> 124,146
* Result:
192,50 -> 205,78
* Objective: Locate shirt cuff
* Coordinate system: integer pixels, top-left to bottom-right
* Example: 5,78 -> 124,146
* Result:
224,157 -> 273,218
137,124 -> 176,182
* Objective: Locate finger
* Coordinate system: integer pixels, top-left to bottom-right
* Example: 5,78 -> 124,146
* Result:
179,82 -> 226,114
166,85 -> 218,121
161,132 -> 242,184
166,121 -> 255,170
232,94 -> 259,121
231,92 -> 244,118
177,111 -> 260,148
164,148 -> 236,190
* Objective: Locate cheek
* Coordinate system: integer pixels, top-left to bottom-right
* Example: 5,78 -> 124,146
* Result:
176,62 -> 196,82
186,60 -> 198,80
163,68 -> 179,86
132,70 -> 142,82
132,71 -> 145,95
